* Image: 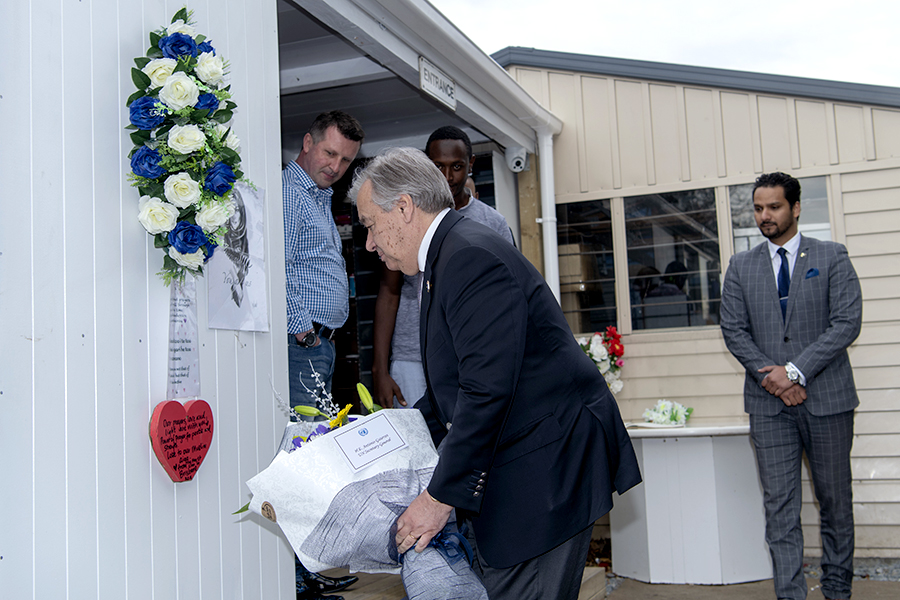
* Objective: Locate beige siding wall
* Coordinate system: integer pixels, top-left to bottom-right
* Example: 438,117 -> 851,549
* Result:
511,65 -> 900,557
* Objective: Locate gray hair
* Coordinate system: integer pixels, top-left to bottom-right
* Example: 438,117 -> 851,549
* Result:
349,147 -> 454,214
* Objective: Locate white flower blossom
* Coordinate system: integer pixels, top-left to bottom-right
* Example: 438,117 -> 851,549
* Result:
159,72 -> 200,110
167,124 -> 206,154
196,199 -> 235,232
141,58 -> 177,88
137,196 -> 179,234
168,246 -> 205,270
166,19 -> 195,37
213,123 -> 241,153
195,51 -> 224,87
164,172 -> 201,208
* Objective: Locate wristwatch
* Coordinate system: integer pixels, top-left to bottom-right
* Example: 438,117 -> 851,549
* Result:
785,363 -> 802,385
297,330 -> 318,347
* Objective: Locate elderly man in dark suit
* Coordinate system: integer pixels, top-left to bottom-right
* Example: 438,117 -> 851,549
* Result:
721,172 -> 862,600
350,147 -> 641,600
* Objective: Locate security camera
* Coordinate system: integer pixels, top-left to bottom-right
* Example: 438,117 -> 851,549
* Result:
505,146 -> 527,173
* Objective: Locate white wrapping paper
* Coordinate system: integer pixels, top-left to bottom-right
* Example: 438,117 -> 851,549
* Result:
246,409 -> 439,574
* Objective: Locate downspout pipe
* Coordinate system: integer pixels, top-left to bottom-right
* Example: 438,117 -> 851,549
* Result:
535,125 -> 561,302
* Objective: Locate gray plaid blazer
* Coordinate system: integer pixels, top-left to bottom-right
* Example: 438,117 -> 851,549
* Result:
720,235 -> 862,417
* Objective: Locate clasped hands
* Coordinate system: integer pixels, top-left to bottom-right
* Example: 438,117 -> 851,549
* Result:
394,489 -> 455,554
758,365 -> 806,406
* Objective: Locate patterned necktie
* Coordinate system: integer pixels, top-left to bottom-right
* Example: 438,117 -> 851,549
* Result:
777,247 -> 790,320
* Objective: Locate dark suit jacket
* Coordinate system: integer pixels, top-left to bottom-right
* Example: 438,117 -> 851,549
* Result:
720,235 -> 862,416
417,211 -> 641,568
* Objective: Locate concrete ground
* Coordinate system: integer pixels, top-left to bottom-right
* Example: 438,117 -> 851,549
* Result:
325,567 -> 900,599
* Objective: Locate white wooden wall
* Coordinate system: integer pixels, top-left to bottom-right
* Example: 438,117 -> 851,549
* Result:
511,66 -> 900,557
0,1 -> 295,597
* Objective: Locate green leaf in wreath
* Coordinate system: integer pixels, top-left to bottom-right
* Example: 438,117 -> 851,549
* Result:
194,34 -> 206,45
155,233 -> 171,249
130,130 -> 152,146
146,46 -> 163,59
234,169 -> 244,179
213,110 -> 233,124
173,7 -> 189,23
126,89 -> 146,107
225,101 -> 237,111
219,147 -> 240,164
124,124 -> 138,131
131,67 -> 152,90
233,502 -> 251,515
174,61 -> 190,75
156,122 -> 174,138
150,31 -> 162,47
134,57 -> 151,69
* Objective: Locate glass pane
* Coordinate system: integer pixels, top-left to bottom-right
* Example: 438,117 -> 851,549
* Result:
556,200 -> 616,334
625,189 -> 721,330
730,175 -> 830,253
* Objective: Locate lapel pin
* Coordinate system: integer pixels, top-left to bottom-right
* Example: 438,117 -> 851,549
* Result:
426,281 -> 431,292
800,252 -> 806,258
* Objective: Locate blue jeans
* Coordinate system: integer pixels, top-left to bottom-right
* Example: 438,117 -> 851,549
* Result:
287,332 -> 335,420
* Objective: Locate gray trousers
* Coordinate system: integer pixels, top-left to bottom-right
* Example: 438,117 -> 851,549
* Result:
750,406 -> 854,600
464,520 -> 593,600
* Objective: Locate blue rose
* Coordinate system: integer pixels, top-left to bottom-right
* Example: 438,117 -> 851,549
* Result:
167,221 -> 207,254
204,161 -> 236,196
198,40 -> 216,55
158,33 -> 198,59
203,238 -> 217,262
130,146 -> 166,179
195,93 -> 219,113
129,95 -> 166,130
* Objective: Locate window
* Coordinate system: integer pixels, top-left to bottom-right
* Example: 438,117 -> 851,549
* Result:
556,200 -> 616,334
729,176 -> 830,252
625,189 -> 721,330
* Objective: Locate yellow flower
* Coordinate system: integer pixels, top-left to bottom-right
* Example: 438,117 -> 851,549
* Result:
329,404 -> 353,429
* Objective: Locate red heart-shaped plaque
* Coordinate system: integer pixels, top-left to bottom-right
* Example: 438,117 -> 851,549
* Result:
150,400 -> 214,482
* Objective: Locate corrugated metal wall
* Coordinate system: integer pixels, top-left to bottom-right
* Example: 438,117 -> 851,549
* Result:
0,1 -> 294,597
511,66 -> 900,557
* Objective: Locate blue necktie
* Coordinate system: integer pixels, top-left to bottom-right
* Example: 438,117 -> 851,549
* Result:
777,247 -> 790,320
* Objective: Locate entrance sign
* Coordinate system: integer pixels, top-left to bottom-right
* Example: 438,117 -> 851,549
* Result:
419,57 -> 457,111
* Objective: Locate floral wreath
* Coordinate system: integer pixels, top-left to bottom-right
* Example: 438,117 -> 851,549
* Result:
579,326 -> 625,394
126,7 -> 247,285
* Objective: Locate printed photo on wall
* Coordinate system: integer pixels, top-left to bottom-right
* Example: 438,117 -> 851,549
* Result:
208,182 -> 270,331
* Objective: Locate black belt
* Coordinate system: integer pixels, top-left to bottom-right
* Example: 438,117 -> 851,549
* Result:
313,322 -> 337,340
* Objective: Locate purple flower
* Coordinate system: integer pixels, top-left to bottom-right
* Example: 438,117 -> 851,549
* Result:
129,96 -> 166,130
167,221 -> 207,254
198,40 -> 216,55
204,161 -> 236,196
195,93 -> 219,113
130,146 -> 166,179
158,33 -> 198,59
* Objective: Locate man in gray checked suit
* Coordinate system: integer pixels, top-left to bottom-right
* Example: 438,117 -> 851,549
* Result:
721,172 -> 862,600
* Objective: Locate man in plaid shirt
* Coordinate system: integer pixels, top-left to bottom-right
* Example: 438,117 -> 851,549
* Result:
283,110 -> 364,599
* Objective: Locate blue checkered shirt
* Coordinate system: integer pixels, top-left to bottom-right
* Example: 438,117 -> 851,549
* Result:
283,161 -> 349,333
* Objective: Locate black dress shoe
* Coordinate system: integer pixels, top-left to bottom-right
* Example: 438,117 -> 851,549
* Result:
302,571 -> 359,594
296,586 -> 343,600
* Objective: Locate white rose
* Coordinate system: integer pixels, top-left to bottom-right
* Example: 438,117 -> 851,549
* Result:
597,359 -> 611,374
141,58 -> 177,88
196,200 -> 235,232
608,378 -> 624,394
167,124 -> 206,154
159,72 -> 199,110
213,123 -> 241,153
168,246 -> 205,270
195,52 -> 224,87
166,19 -> 195,37
164,172 -> 201,208
137,196 -> 179,234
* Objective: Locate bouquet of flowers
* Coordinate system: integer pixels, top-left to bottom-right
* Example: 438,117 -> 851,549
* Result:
125,8 -> 246,284
579,326 -> 625,394
642,399 -> 693,426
